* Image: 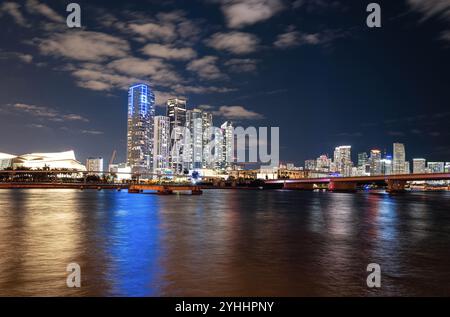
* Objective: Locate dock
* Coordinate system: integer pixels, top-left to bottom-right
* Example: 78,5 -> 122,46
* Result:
128,184 -> 203,195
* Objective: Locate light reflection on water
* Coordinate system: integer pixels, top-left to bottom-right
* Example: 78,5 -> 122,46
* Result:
1,189 -> 450,296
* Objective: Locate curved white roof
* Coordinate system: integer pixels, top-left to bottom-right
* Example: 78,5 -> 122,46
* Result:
0,153 -> 16,159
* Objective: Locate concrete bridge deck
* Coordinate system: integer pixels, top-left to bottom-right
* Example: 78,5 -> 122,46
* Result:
265,173 -> 450,193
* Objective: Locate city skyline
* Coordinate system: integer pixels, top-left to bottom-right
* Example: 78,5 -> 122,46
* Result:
0,1 -> 450,166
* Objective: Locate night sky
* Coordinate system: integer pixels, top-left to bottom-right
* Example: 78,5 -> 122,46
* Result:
0,0 -> 449,165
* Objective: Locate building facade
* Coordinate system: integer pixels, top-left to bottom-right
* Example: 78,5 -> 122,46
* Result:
153,116 -> 171,173
86,157 -> 103,176
167,98 -> 187,173
393,143 -> 406,174
126,83 -> 155,173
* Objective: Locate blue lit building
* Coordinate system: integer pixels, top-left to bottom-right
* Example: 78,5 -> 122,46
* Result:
127,83 -> 155,173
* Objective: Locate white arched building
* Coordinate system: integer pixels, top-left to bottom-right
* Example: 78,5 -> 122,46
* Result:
0,150 -> 86,171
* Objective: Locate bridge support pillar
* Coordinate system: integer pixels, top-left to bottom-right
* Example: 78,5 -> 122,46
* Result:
328,181 -> 357,192
387,180 -> 406,193
283,183 -> 315,190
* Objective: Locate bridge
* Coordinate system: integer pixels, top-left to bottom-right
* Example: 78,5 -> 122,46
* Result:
129,184 -> 203,195
265,173 -> 450,193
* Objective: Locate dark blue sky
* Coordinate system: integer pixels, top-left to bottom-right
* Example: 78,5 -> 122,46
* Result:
0,0 -> 449,165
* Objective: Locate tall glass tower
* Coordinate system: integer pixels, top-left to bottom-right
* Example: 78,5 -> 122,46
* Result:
127,83 -> 155,173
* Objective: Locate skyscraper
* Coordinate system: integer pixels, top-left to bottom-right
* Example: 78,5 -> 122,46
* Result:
202,111 -> 213,169
381,155 -> 393,175
186,109 -> 204,170
167,98 -> 187,173
127,83 -> 155,173
369,149 -> 382,176
153,116 -> 170,173
333,146 -> 352,176
221,121 -> 234,170
393,143 -> 406,174
86,157 -> 104,176
428,162 -> 445,173
316,154 -> 331,172
413,158 -> 426,174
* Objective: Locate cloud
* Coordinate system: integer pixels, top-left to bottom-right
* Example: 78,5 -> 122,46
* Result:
187,56 -> 225,80
0,50 -> 33,63
81,130 -> 104,135
36,31 -> 131,62
214,105 -> 264,120
219,0 -> 285,28
141,43 -> 197,60
0,2 -> 28,27
407,0 -> 450,42
274,27 -> 346,48
387,131 -> 406,137
25,0 -> 64,23
128,22 -> 177,42
224,58 -> 258,73
2,103 -> 89,123
407,0 -> 450,21
206,31 -> 260,54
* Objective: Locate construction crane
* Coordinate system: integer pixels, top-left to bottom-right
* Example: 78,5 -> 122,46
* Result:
108,150 -> 117,171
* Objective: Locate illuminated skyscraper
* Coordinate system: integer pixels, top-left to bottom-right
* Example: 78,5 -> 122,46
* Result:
316,154 -> 331,172
202,111 -> 213,169
186,109 -> 204,170
167,98 -> 187,173
369,149 -> 382,175
413,158 -> 426,174
428,162 -> 445,173
393,143 -> 406,174
221,121 -> 234,170
381,155 -> 393,175
127,83 -> 155,173
153,116 -> 170,173
86,157 -> 104,176
333,146 -> 352,176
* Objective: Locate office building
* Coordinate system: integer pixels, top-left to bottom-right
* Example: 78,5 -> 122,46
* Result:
334,146 -> 352,176
153,116 -> 171,173
393,143 -> 406,174
86,157 -> 103,176
370,149 -> 382,175
413,158 -> 426,174
167,98 -> 187,173
126,83 -> 155,173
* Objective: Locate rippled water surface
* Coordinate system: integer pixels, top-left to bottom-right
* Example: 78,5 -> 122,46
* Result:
1,189 -> 450,296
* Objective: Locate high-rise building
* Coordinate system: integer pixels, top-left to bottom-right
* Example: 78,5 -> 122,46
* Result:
393,143 -> 406,174
221,121 -> 234,170
413,158 -> 426,174
316,154 -> 331,172
153,116 -> 170,173
445,162 -> 450,173
381,155 -> 393,175
404,161 -> 410,174
127,83 -> 155,173
356,152 -> 370,176
186,109 -> 204,170
428,162 -> 445,173
369,149 -> 382,175
202,111 -> 213,169
167,98 -> 187,173
86,157 -> 103,176
334,146 -> 352,176
305,160 -> 316,171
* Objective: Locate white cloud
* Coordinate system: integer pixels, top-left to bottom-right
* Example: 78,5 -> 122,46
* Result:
214,105 -> 264,120
2,103 -> 89,122
274,27 -> 345,48
224,58 -> 258,73
141,43 -> 197,60
128,22 -> 177,42
36,31 -> 131,62
206,31 -> 260,54
25,0 -> 64,23
407,0 -> 450,21
0,51 -> 33,63
220,0 -> 285,28
187,56 -> 225,80
0,2 -> 28,27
